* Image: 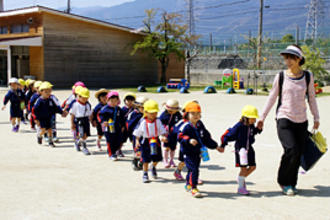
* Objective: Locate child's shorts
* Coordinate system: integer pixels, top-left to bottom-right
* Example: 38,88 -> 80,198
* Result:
140,138 -> 163,163
10,105 -> 23,119
39,118 -> 53,129
164,133 -> 177,151
96,123 -> 104,136
235,147 -> 256,167
178,148 -> 184,162
75,117 -> 91,137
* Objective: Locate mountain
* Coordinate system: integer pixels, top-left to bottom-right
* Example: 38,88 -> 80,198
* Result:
69,0 -> 330,44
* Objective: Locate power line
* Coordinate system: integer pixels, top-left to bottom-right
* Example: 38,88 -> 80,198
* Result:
304,0 -> 326,43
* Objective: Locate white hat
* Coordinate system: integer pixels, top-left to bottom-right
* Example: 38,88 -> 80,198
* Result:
165,99 -> 180,111
8,78 -> 19,85
135,96 -> 148,106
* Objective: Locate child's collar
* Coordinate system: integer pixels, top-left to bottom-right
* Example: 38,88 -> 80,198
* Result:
78,100 -> 87,105
145,117 -> 156,123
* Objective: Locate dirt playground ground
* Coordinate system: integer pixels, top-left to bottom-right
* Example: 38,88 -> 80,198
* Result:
0,89 -> 329,220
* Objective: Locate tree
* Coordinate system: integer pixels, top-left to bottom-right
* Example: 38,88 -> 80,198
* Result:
281,34 -> 295,43
131,9 -> 199,84
302,45 -> 329,81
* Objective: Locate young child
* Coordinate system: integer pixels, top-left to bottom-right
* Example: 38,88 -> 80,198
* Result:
2,78 -> 25,132
133,100 -> 168,183
29,81 -> 42,130
70,87 -> 93,155
92,88 -> 109,151
127,96 -> 148,170
33,82 -> 65,147
62,81 -> 86,111
18,78 -> 27,124
120,92 -> 137,156
24,79 -> 35,122
220,105 -> 262,195
160,99 -> 182,168
98,91 -> 125,161
178,102 -> 220,198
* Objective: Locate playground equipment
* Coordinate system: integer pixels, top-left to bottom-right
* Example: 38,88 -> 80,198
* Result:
204,86 -> 217,93
180,87 -> 189,93
138,85 -> 147,92
220,68 -> 244,89
221,69 -> 233,89
157,86 -> 167,93
167,78 -> 190,89
232,68 -> 241,89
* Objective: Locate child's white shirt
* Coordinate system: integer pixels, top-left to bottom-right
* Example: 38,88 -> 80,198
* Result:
70,101 -> 92,118
133,118 -> 167,138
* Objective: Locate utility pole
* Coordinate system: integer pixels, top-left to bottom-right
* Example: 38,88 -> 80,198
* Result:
185,0 -> 195,84
305,0 -> 325,45
66,0 -> 71,14
248,30 -> 251,56
256,0 -> 263,69
0,0 -> 4,11
296,25 -> 299,45
209,33 -> 213,52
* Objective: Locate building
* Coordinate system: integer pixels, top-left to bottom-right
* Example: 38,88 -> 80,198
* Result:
0,6 -> 184,87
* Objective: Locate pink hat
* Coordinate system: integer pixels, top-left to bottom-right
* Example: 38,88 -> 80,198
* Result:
74,81 -> 85,87
72,81 -> 86,93
107,91 -> 121,105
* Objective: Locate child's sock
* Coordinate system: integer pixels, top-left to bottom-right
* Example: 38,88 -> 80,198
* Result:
143,171 -> 148,176
238,176 -> 245,188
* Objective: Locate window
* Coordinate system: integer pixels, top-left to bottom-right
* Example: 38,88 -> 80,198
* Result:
0,26 -> 8,34
10,24 -> 29,33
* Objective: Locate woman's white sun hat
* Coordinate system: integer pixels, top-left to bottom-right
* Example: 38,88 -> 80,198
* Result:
280,45 -> 305,65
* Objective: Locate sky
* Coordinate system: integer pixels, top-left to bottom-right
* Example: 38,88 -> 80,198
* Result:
4,0 -> 134,10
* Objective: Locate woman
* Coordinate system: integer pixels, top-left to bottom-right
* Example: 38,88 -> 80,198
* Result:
257,44 -> 320,196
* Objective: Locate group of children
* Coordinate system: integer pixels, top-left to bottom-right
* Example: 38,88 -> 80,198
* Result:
2,78 -> 262,198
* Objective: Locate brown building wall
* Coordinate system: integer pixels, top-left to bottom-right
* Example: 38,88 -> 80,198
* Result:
29,46 -> 44,80
42,12 -> 159,88
157,54 -> 185,82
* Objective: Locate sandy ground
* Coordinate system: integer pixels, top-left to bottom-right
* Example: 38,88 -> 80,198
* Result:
0,89 -> 330,220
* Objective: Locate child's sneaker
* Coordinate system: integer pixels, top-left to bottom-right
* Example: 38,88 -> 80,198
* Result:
16,125 -> 20,132
198,179 -> 204,185
191,188 -> 202,198
53,137 -> 59,143
132,158 -> 140,171
292,186 -> 298,194
110,155 -> 118,161
116,150 -> 125,157
75,140 -> 81,151
12,126 -> 16,132
185,184 -> 192,192
164,161 -> 170,168
151,166 -> 157,179
174,170 -> 184,181
143,173 -> 150,183
170,159 -> 176,168
82,147 -> 91,156
44,136 -> 49,143
37,136 -> 42,145
282,186 -> 295,196
237,187 -> 250,195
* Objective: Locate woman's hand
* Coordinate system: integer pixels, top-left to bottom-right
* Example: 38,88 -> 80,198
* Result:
257,120 -> 264,130
313,121 -> 320,130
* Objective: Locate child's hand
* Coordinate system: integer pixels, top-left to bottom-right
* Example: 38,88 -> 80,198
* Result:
160,136 -> 168,143
92,121 -> 97,127
217,146 -> 225,153
102,121 -> 108,128
189,139 -> 198,146
1,106 -> 5,111
257,120 -> 264,130
71,124 -> 76,131
62,111 -> 68,117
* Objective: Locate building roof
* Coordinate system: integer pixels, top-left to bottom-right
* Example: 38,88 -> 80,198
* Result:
0,5 -> 145,35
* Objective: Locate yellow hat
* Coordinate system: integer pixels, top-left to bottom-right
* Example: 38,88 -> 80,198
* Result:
39,81 -> 53,91
34,80 -> 43,88
144,99 -> 159,113
123,92 -> 136,100
241,105 -> 259,119
18,78 -> 25,86
28,79 -> 36,86
78,87 -> 90,98
74,86 -> 84,95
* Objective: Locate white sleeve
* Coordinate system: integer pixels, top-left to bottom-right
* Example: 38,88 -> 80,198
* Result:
87,104 -> 93,116
133,120 -> 145,138
157,119 -> 167,136
69,103 -> 77,115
